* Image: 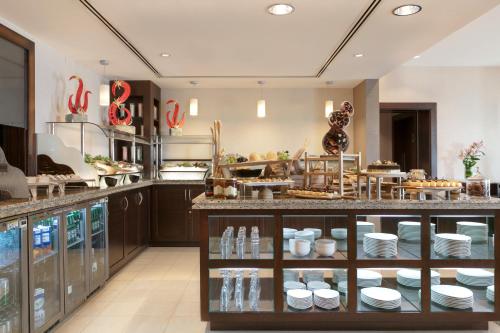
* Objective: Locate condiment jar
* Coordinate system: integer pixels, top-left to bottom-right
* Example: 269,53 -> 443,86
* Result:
205,177 -> 214,197
224,178 -> 238,199
466,169 -> 490,198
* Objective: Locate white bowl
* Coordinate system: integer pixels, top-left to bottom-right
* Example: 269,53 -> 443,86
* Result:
331,228 -> 348,240
283,228 -> 298,240
289,239 -> 311,257
304,228 -> 322,239
315,239 -> 336,257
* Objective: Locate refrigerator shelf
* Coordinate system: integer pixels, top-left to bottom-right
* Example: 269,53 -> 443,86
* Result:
91,229 -> 105,237
67,238 -> 84,249
33,249 -> 58,265
0,256 -> 20,270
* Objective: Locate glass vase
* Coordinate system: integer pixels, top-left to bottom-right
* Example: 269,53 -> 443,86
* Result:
463,160 -> 477,178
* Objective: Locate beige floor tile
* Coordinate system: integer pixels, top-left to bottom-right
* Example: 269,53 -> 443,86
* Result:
73,298 -> 110,317
173,301 -> 201,318
54,315 -> 92,333
112,271 -> 140,281
146,289 -> 185,305
135,301 -> 178,317
99,301 -> 145,316
121,315 -> 170,333
163,316 -> 207,333
80,315 -> 130,333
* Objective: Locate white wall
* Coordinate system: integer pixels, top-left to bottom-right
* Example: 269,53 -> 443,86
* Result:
380,66 -> 500,181
161,88 -> 353,159
0,16 -> 109,157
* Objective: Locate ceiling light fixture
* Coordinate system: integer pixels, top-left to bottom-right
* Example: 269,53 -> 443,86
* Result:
189,81 -> 199,117
324,81 -> 334,118
267,4 -> 295,16
392,4 -> 422,16
354,53 -> 364,58
257,81 -> 266,118
413,55 -> 421,59
160,52 -> 171,57
99,59 -> 110,107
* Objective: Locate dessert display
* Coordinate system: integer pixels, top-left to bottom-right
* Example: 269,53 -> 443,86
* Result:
367,160 -> 401,174
84,154 -> 142,175
466,170 -> 490,198
288,189 -> 339,200
159,161 -> 209,180
403,179 -> 462,188
239,177 -> 293,185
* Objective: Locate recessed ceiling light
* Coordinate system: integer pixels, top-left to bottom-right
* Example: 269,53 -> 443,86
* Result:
267,4 -> 295,16
160,53 -> 171,57
393,4 -> 422,16
413,55 -> 421,59
354,53 -> 364,58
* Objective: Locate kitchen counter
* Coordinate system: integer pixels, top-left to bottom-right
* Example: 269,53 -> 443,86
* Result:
192,193 -> 500,210
0,181 -> 153,219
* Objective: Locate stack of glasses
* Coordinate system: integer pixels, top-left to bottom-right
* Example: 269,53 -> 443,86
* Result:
236,227 -> 246,259
219,269 -> 234,311
219,268 -> 261,312
248,269 -> 261,311
250,226 -> 260,259
219,226 -> 234,259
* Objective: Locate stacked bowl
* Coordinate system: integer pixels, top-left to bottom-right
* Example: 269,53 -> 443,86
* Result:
287,289 -> 313,310
313,289 -> 340,310
295,230 -> 315,245
431,285 -> 474,309
363,233 -> 398,258
331,228 -> 348,240
396,269 -> 440,288
357,221 -> 375,241
304,228 -> 322,240
357,269 -> 382,287
434,233 -> 472,257
303,270 -> 325,284
284,281 -> 306,293
289,239 -> 311,257
456,268 -> 494,287
456,221 -> 488,243
487,285 -> 495,303
315,239 -> 336,257
360,287 -> 402,310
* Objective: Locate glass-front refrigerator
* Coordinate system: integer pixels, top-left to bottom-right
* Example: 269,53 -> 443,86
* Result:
28,210 -> 63,333
88,198 -> 108,294
63,206 -> 88,314
0,216 -> 28,333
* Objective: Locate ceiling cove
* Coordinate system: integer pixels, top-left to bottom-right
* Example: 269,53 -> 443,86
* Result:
78,0 -> 381,79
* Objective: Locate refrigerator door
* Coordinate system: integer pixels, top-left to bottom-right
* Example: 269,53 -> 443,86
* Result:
63,206 -> 88,314
88,198 -> 109,293
0,216 -> 28,333
29,211 -> 64,333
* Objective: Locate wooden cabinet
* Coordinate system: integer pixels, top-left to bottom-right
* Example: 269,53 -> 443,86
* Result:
108,187 -> 150,276
151,184 -> 204,246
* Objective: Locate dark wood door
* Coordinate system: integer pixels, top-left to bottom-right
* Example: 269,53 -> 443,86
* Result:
187,185 -> 205,242
151,185 -> 189,243
125,190 -> 139,255
393,112 -> 418,172
108,192 -> 125,268
137,188 -> 150,246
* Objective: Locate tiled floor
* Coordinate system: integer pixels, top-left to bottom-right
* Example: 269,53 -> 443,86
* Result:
55,247 -> 500,333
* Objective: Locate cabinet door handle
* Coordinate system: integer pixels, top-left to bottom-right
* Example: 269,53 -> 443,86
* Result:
137,192 -> 144,205
188,189 -> 192,201
123,196 -> 129,211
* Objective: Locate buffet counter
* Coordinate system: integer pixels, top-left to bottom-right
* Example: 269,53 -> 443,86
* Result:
194,194 -> 500,331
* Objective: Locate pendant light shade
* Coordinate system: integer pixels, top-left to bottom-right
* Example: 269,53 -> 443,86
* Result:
99,84 -> 110,106
189,98 -> 199,116
325,100 -> 333,118
257,80 -> 266,118
257,99 -> 266,118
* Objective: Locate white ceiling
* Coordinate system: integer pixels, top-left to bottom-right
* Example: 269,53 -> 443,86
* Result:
0,0 -> 499,88
406,4 -> 500,67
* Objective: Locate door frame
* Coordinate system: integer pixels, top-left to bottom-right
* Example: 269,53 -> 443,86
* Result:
0,23 -> 36,175
380,102 -> 437,177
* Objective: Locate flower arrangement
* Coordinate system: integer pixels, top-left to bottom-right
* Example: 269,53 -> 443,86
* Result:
458,140 -> 485,178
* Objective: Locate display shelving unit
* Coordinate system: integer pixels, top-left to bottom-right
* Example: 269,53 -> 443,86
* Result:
198,208 -> 499,331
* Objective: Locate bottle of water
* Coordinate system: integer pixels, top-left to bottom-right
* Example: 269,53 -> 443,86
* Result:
251,226 -> 260,259
234,269 -> 244,311
248,269 -> 260,311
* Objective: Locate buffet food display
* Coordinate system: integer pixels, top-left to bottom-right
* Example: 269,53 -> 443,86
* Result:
84,154 -> 142,187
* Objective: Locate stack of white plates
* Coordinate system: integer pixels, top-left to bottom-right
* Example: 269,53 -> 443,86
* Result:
313,289 -> 340,310
456,222 -> 488,243
304,228 -> 322,239
332,269 -> 348,283
396,269 -> 441,288
283,228 -> 298,239
397,222 -> 436,241
303,270 -> 324,283
331,228 -> 348,240
434,233 -> 472,257
357,221 -> 375,241
284,281 -> 306,293
283,270 -> 300,282
431,285 -> 473,309
487,285 -> 494,303
286,289 -> 313,310
363,233 -> 398,258
337,280 -> 348,294
357,269 -> 382,287
456,268 -> 494,287
360,287 -> 402,310
295,230 -> 315,245
307,281 -> 331,291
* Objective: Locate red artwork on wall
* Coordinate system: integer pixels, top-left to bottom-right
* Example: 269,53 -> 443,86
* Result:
68,75 -> 91,114
108,80 -> 132,126
166,99 -> 185,128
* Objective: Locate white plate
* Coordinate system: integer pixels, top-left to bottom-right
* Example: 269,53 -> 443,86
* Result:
364,233 -> 398,241
284,281 -> 306,292
431,285 -> 473,299
361,287 -> 401,309
307,281 -> 330,291
304,228 -> 322,239
435,233 -> 471,242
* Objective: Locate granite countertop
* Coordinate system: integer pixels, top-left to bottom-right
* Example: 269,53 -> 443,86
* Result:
153,179 -> 205,185
192,194 -> 500,210
0,181 -> 153,220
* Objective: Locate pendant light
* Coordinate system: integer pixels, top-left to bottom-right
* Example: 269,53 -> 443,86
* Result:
257,80 -> 266,118
99,59 -> 110,106
324,80 -> 334,118
189,81 -> 199,116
